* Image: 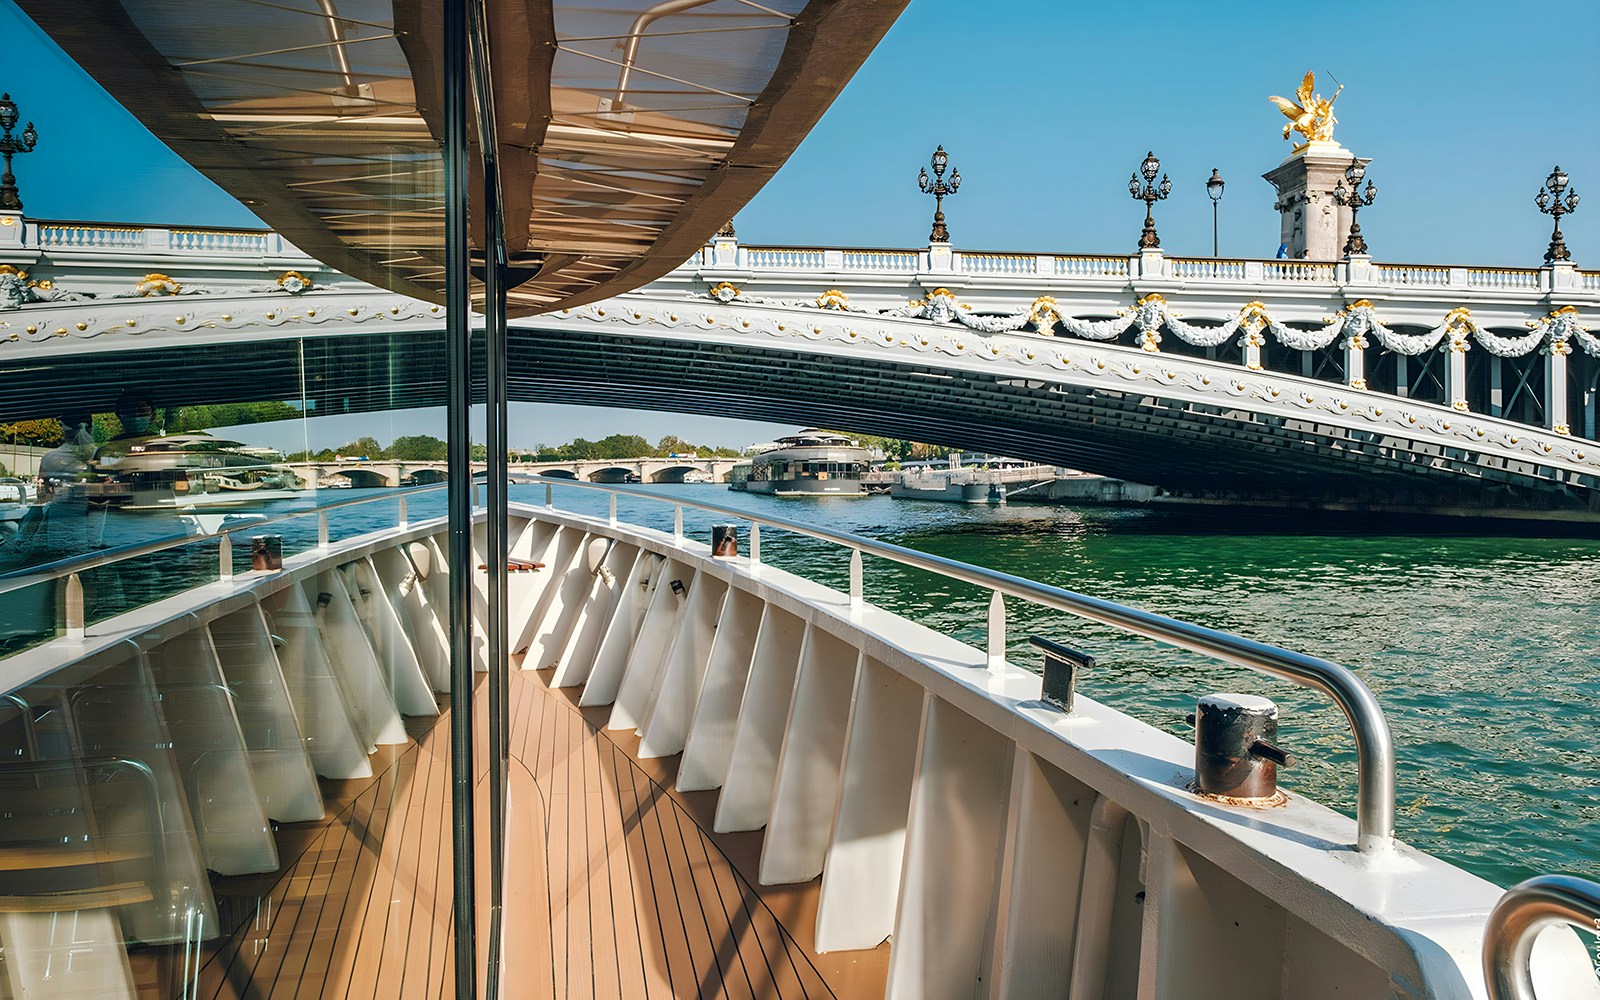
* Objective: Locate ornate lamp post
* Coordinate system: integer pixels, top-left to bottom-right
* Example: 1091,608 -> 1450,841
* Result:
0,94 -> 38,212
1332,160 -> 1377,257
1536,165 -> 1579,263
1206,168 -> 1225,257
1128,151 -> 1171,250
917,145 -> 961,243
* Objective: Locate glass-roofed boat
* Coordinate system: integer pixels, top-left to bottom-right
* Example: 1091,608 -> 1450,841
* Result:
0,2 -> 1595,999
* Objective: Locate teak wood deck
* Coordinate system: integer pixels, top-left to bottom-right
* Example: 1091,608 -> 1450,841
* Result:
130,666 -> 889,999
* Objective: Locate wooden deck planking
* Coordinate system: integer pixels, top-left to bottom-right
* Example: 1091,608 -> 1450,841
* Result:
123,652 -> 885,999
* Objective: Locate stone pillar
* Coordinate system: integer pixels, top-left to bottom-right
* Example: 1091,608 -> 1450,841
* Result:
1262,142 -> 1368,261
711,231 -> 738,268
928,241 -> 954,273
1345,330 -> 1367,389
0,211 -> 23,249
1545,340 -> 1571,435
1446,341 -> 1470,411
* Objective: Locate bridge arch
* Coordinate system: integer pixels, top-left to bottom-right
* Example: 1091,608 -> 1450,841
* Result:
327,468 -> 390,488
650,464 -> 710,484
536,468 -> 578,479
587,467 -> 638,484
402,468 -> 447,485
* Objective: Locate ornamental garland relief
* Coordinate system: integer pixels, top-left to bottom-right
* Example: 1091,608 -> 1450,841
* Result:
559,296 -> 1596,473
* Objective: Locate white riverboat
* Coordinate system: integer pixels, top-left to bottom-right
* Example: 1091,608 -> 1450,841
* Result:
744,430 -> 873,497
3,1 -> 1597,997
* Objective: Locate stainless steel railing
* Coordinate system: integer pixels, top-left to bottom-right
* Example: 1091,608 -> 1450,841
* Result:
0,483 -> 444,600
525,477 -> 1396,853
1483,875 -> 1600,1000
0,474 -> 1397,852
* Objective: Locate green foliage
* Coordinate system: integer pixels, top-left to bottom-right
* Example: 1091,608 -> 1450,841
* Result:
335,436 -> 384,459
0,419 -> 64,448
169,400 -> 301,432
388,435 -> 448,460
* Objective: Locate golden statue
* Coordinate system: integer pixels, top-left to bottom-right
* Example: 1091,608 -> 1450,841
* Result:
1268,71 -> 1343,145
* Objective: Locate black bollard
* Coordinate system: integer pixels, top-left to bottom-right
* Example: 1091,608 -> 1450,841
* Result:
1193,693 -> 1293,801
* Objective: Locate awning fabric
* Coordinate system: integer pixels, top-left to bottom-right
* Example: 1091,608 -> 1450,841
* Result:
18,0 -> 904,314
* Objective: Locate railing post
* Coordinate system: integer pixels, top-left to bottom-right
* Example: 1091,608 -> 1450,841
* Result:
1483,874 -> 1600,1000
317,512 -> 329,549
849,549 -> 863,608
673,504 -> 684,545
608,494 -> 617,526
545,483 -> 553,507
219,533 -> 233,581
397,496 -> 408,528
987,590 -> 1005,670
749,523 -> 761,567
64,572 -> 84,642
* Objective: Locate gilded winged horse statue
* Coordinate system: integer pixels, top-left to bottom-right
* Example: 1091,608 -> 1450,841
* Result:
1268,71 -> 1342,144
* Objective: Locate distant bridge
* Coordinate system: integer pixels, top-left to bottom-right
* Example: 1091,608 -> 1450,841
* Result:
288,457 -> 744,488
3,217 -> 1599,523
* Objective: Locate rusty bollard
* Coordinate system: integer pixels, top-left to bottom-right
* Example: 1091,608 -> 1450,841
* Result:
1192,693 -> 1294,805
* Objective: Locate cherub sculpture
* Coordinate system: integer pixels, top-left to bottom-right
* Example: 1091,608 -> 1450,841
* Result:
1268,71 -> 1343,144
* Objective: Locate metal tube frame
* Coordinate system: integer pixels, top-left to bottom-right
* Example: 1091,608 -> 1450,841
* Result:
466,1 -> 510,994
443,0 -> 476,995
525,476 -> 1397,852
1483,875 -> 1600,1000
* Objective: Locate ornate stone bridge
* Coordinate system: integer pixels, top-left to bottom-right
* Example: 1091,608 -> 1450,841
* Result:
3,216 -> 1598,523
288,457 -> 743,487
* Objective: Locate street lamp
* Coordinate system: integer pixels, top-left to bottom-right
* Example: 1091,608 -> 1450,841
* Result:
0,93 -> 39,212
1332,160 -> 1377,257
1536,165 -> 1580,264
1129,150 -> 1171,250
1206,168 -> 1225,258
917,145 -> 961,243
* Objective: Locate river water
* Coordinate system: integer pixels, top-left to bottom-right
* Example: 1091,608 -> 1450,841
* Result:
10,482 -> 1598,890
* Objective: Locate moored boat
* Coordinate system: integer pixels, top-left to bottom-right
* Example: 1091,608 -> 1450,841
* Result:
745,429 -> 872,496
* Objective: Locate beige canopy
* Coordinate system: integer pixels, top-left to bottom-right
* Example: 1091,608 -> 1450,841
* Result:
19,0 -> 904,314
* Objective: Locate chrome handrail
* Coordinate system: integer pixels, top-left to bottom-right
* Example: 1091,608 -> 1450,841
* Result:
1483,875 -> 1600,1000
0,483 -> 445,599
527,476 -> 1396,852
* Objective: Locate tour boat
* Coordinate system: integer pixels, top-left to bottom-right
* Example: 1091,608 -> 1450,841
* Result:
744,430 -> 873,497
1,0 -> 1595,997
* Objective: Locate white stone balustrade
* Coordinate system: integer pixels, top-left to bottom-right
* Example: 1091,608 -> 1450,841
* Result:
0,212 -> 356,300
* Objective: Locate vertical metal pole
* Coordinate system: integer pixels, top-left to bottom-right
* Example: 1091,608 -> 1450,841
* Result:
849,549 -> 863,607
749,523 -> 761,566
219,533 -> 233,582
443,0 -> 477,994
467,0 -> 509,992
317,512 -> 329,549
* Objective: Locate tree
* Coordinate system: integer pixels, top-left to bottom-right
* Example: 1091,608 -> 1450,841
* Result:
594,434 -> 651,459
336,436 -> 384,459
388,434 -> 448,460
0,419 -> 64,448
655,434 -> 695,456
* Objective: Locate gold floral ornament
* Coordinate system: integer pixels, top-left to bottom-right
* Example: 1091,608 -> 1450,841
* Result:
0,264 -> 27,280
708,281 -> 740,303
134,273 -> 181,296
1027,295 -> 1062,334
1268,71 -> 1342,146
814,288 -> 850,310
276,270 -> 313,295
1442,307 -> 1474,353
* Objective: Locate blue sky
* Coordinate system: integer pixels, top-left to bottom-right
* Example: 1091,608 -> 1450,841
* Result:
5,0 -> 1598,450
